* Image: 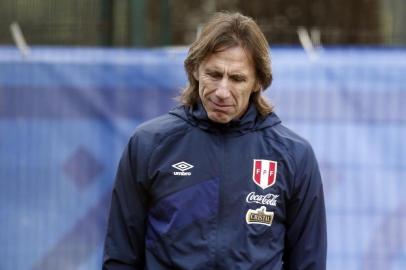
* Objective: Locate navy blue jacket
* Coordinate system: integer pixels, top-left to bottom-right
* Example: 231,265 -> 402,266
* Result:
103,102 -> 327,270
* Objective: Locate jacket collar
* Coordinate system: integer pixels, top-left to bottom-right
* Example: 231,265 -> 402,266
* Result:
170,101 -> 281,135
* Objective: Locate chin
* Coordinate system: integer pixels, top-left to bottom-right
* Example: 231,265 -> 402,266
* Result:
208,112 -> 232,124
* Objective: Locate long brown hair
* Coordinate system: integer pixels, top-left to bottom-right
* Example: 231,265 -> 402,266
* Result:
180,12 -> 273,116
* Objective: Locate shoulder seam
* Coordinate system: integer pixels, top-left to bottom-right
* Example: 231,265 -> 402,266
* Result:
146,120 -> 194,179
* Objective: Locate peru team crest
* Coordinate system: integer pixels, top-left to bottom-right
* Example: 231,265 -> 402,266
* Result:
252,159 -> 277,189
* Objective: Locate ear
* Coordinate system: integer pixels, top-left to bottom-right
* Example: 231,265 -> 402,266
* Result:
193,68 -> 199,81
252,81 -> 261,93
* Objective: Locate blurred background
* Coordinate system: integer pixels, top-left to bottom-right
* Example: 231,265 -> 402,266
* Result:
0,0 -> 406,46
0,1 -> 405,270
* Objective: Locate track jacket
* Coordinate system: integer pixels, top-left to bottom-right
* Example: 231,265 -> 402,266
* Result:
103,102 -> 327,270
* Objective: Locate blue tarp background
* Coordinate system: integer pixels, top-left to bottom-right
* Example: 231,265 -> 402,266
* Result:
0,46 -> 405,270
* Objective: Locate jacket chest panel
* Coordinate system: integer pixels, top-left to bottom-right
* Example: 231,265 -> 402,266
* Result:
147,133 -> 290,219
219,135 -> 289,230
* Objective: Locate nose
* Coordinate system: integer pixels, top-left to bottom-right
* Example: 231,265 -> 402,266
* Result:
215,77 -> 231,99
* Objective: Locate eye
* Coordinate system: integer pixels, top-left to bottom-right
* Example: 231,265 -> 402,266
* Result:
230,75 -> 246,82
207,71 -> 222,80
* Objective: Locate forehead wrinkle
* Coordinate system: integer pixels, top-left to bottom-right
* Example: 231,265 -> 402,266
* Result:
200,46 -> 254,77
204,62 -> 249,77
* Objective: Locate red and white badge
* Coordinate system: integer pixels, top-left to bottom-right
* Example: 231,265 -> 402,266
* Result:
252,159 -> 277,190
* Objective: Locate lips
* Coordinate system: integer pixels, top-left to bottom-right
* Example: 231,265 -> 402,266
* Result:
209,99 -> 233,112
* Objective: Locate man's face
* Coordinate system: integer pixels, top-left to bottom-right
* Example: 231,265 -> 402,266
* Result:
194,46 -> 258,124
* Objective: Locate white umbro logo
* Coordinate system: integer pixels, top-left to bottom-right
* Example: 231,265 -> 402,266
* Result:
172,161 -> 194,176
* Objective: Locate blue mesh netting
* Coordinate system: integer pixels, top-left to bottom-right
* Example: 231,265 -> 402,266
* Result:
0,46 -> 405,270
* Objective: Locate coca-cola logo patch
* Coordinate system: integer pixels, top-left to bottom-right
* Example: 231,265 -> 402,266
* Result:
246,192 -> 279,206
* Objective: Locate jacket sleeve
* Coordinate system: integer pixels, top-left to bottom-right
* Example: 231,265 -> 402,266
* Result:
103,136 -> 149,270
283,144 -> 327,270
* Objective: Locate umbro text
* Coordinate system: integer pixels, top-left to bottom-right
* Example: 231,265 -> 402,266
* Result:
173,171 -> 192,176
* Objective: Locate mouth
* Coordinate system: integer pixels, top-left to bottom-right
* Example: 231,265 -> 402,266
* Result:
209,99 -> 233,111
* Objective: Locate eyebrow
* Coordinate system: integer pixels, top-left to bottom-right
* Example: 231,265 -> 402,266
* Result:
204,67 -> 248,77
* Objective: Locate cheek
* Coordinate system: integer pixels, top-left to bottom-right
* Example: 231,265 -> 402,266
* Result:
198,82 -> 207,99
236,87 -> 254,105
199,79 -> 216,96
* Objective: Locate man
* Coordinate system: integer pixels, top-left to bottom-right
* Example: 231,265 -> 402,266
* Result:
103,12 -> 327,270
